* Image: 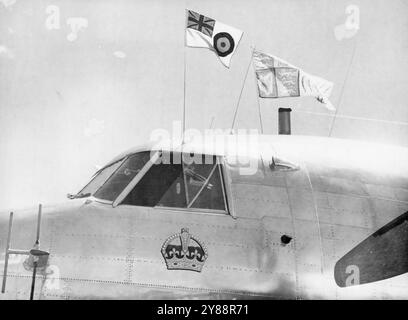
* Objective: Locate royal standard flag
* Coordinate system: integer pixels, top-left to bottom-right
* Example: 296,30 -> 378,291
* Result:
253,50 -> 335,110
186,10 -> 243,68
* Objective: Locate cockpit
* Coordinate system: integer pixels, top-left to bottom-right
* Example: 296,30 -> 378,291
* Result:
72,150 -> 230,214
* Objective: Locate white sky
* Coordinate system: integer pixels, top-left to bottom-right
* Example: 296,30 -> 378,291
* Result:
0,0 -> 408,210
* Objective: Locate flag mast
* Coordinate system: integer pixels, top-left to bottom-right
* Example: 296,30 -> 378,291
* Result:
185,9 -> 244,135
230,46 -> 255,134
182,8 -> 188,146
182,41 -> 187,145
251,47 -> 264,134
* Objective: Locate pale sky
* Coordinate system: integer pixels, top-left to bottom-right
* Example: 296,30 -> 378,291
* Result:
1,0 -> 408,210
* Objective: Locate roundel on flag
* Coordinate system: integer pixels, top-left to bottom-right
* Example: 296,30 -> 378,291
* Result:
213,32 -> 235,57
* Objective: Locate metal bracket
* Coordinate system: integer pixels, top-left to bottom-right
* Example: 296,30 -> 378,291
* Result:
1,204 -> 49,300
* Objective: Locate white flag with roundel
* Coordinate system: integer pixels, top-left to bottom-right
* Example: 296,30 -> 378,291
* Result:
185,10 -> 243,68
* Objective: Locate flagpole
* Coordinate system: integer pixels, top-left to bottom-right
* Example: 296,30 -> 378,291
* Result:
250,46 -> 264,134
255,83 -> 264,134
182,44 -> 186,145
230,46 -> 255,134
182,7 -> 189,146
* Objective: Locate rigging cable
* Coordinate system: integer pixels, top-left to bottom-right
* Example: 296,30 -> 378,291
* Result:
328,38 -> 358,137
230,46 -> 255,133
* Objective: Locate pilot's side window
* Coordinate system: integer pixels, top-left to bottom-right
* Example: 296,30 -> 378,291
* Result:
183,154 -> 227,211
121,152 -> 228,213
93,151 -> 151,201
122,152 -> 187,208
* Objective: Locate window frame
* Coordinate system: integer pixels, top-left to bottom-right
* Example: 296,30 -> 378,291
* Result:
113,151 -> 232,216
112,151 -> 161,207
76,158 -> 125,200
91,152 -> 152,204
185,156 -> 227,211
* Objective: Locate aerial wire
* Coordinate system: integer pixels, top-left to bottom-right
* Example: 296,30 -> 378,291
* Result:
293,109 -> 408,126
328,38 -> 358,137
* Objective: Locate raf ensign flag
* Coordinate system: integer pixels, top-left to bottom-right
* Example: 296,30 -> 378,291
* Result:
186,10 -> 243,68
253,50 -> 335,110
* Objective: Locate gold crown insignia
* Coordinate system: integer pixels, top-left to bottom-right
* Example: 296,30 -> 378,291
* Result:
161,228 -> 208,272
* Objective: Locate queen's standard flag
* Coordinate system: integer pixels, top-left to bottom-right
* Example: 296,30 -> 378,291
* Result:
186,10 -> 243,68
253,50 -> 335,110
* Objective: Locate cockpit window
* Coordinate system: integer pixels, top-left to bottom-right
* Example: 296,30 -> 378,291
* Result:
122,152 -> 228,213
122,152 -> 187,207
77,159 -> 125,197
184,155 -> 227,211
93,151 -> 151,201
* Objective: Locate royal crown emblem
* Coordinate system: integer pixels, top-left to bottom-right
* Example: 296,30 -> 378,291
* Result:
161,228 -> 208,272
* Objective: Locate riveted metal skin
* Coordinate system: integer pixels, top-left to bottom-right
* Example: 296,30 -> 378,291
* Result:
0,135 -> 408,299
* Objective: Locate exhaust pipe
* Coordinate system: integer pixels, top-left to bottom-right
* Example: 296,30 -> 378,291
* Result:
278,108 -> 292,135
